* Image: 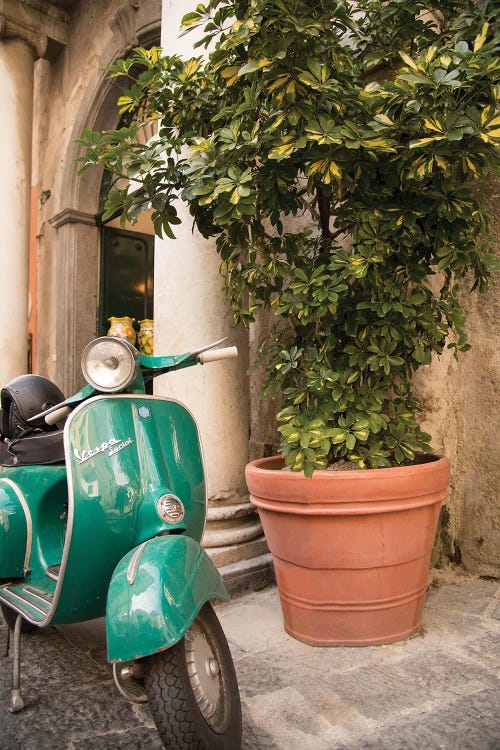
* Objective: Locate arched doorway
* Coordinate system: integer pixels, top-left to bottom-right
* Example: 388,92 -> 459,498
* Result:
45,7 -> 161,393
97,169 -> 155,338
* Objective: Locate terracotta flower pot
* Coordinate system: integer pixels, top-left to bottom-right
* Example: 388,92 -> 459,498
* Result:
246,455 -> 450,646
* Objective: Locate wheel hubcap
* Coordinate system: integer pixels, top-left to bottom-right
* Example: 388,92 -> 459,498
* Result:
185,623 -> 222,725
208,657 -> 220,678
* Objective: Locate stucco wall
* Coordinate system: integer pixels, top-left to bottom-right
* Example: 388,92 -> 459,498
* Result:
415,175 -> 500,577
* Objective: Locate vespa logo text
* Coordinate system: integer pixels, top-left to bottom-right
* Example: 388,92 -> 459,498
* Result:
74,437 -> 134,464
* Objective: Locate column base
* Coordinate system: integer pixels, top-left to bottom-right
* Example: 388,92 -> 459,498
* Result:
203,495 -> 273,594
218,553 -> 275,597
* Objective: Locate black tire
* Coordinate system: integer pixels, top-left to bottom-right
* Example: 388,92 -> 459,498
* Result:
144,602 -> 242,750
0,603 -> 37,633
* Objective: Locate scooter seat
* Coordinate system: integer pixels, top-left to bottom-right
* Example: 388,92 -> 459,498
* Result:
0,430 -> 65,467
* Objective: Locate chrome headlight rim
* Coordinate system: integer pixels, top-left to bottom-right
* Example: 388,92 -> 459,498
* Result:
81,337 -> 138,393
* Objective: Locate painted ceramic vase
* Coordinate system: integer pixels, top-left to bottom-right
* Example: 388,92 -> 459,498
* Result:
137,319 -> 154,355
107,316 -> 136,346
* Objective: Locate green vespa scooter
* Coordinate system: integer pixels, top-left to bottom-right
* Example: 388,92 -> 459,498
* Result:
0,336 -> 242,750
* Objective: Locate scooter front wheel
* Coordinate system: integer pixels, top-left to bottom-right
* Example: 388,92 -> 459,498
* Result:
143,602 -> 242,750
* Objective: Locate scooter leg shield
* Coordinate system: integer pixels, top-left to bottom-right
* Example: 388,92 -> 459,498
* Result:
0,479 -> 28,579
106,535 -> 230,663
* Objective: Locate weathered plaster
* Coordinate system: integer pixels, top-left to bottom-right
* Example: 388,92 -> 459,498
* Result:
415,175 -> 500,576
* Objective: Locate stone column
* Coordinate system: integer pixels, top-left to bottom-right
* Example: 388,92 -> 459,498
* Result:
0,37 -> 34,384
157,0 -> 272,592
0,0 -> 68,385
48,210 -> 100,393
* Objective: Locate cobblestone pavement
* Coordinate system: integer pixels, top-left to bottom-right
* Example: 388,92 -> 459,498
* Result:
0,571 -> 498,749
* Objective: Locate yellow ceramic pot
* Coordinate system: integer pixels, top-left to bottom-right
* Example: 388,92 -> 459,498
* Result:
137,319 -> 154,355
107,316 -> 137,346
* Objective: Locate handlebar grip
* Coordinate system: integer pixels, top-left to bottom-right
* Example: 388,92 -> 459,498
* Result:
198,346 -> 238,364
45,406 -> 72,426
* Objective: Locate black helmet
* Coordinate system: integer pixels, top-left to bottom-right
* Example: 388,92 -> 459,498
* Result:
0,375 -> 65,439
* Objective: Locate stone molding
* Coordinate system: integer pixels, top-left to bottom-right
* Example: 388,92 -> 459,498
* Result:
0,0 -> 68,59
110,0 -> 161,56
109,4 -> 139,53
202,495 -> 268,572
0,12 -> 47,57
49,207 -> 97,229
16,0 -> 68,22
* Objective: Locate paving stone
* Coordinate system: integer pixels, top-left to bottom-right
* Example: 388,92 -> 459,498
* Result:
245,686 -> 359,750
217,587 -> 289,655
241,702 -> 280,750
324,651 -> 498,720
334,687 -> 500,750
460,630 -> 500,670
402,609 -> 494,652
424,578 -> 499,617
0,575 -> 498,749
71,726 -> 163,750
0,623 -> 157,750
490,601 -> 500,620
236,651 -> 289,698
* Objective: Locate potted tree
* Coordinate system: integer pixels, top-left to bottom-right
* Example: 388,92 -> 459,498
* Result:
79,0 -> 499,645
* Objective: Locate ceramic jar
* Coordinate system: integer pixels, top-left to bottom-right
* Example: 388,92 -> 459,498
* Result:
107,316 -> 137,346
137,319 -> 154,355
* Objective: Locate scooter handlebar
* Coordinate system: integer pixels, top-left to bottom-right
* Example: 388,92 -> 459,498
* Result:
45,406 -> 72,426
198,346 -> 238,364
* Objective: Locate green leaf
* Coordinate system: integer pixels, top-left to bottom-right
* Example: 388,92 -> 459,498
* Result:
409,137 -> 445,149
399,51 -> 418,71
346,433 -> 356,450
331,429 -> 347,444
473,23 -> 489,52
181,11 -> 203,28
300,433 -> 311,448
238,59 -> 272,76
398,72 -> 427,84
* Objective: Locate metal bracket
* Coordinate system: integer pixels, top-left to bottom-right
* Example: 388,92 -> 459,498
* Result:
9,615 -> 25,713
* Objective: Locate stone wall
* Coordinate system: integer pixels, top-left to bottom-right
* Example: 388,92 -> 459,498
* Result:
415,175 -> 500,577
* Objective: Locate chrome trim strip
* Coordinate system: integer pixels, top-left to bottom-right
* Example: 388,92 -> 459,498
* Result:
22,586 -> 54,605
0,478 -> 33,573
38,399 -> 82,626
127,541 -> 149,585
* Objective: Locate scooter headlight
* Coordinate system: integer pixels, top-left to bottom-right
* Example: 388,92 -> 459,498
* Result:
81,337 -> 138,393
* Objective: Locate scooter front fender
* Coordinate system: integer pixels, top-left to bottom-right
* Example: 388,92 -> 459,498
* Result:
106,535 -> 229,662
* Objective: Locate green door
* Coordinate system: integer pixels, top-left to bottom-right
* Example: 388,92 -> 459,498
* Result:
99,227 -> 154,336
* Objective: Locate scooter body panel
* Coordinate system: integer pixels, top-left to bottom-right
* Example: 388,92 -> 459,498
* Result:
52,394 -> 206,624
0,477 -> 29,578
1,395 -> 207,626
0,466 -> 68,620
106,535 -> 229,662
0,466 -> 68,583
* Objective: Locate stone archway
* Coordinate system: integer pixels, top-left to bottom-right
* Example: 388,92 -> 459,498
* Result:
45,2 -> 161,393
